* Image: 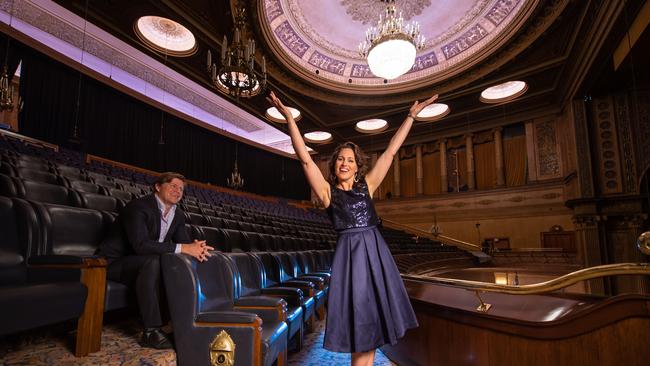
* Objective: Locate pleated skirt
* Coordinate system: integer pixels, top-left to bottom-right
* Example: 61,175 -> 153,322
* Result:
323,225 -> 418,353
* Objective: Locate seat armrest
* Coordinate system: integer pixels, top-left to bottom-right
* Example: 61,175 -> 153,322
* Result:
195,311 -> 261,325
280,280 -> 316,298
28,255 -> 107,268
235,296 -> 284,307
235,297 -> 288,323
260,287 -> 304,307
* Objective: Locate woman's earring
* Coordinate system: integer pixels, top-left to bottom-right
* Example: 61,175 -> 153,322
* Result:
354,173 -> 359,183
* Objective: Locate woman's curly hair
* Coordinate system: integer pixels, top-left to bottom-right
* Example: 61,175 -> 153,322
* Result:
327,141 -> 369,185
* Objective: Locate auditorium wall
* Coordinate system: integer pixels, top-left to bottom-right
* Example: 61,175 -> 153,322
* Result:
9,41 -> 311,200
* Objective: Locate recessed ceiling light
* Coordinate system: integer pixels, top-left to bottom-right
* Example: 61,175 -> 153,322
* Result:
480,81 -> 528,104
415,103 -> 450,122
266,107 -> 302,123
134,16 -> 197,57
355,119 -> 388,134
304,131 -> 333,144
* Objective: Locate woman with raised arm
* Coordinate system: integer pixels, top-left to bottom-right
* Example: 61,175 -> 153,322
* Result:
268,91 -> 438,366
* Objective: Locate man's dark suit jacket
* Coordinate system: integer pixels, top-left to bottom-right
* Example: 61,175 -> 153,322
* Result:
100,194 -> 191,259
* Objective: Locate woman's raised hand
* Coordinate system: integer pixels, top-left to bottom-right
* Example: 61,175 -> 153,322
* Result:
266,91 -> 292,121
409,93 -> 439,118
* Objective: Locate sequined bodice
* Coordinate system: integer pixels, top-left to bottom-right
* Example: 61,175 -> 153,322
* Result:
326,179 -> 379,231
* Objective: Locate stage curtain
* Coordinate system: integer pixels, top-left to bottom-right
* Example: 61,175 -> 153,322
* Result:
16,44 -> 310,200
400,156 -> 417,197
423,151 -> 440,195
504,135 -> 527,186
475,141 -> 496,190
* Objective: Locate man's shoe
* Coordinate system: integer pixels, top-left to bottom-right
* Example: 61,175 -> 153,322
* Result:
139,328 -> 173,349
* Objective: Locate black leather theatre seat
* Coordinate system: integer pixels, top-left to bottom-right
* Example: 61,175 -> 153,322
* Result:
162,252 -> 288,366
253,252 -> 316,329
226,252 -> 304,351
0,196 -> 87,338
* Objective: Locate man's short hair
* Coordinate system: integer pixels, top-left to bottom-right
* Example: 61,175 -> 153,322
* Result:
152,172 -> 186,190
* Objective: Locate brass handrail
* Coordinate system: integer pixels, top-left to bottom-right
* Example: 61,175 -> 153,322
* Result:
402,263 -> 650,312
381,218 -> 481,251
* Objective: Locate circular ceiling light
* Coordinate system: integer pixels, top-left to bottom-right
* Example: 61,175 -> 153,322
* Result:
355,119 -> 388,134
265,107 -> 302,123
415,103 -> 450,122
480,81 -> 528,104
134,16 -> 197,57
304,131 -> 333,144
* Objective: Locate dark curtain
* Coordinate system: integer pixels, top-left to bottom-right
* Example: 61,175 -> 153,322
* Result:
16,44 -> 309,200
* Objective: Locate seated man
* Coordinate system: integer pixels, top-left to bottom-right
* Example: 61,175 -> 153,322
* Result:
100,172 -> 213,349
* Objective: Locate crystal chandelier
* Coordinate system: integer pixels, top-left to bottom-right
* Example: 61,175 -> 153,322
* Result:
0,65 -> 14,111
358,0 -> 425,80
227,146 -> 244,190
207,4 -> 266,98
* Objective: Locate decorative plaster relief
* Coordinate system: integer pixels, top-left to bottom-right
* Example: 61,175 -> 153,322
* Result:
593,96 -> 622,195
442,23 -> 489,60
485,0 -> 523,26
614,93 -> 637,194
308,50 -> 346,75
265,0 -> 284,22
340,0 -> 431,25
535,120 -> 561,178
274,21 -> 310,58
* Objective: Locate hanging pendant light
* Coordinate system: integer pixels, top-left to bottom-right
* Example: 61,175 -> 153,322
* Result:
358,0 -> 425,80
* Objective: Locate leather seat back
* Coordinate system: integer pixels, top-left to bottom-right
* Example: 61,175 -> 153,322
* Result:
33,203 -> 107,256
0,197 -> 39,285
18,179 -> 81,207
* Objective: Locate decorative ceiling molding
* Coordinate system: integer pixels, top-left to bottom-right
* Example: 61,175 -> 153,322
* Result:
259,0 -> 535,91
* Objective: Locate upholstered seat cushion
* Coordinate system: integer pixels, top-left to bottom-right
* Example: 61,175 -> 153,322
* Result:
0,282 -> 87,336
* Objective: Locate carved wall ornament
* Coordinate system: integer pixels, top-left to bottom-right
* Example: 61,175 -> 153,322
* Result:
477,199 -> 497,205
592,96 -> 622,195
535,120 -> 561,178
614,93 -> 638,194
507,196 -> 526,203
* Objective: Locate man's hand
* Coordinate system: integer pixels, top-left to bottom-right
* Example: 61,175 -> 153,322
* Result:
181,240 -> 215,262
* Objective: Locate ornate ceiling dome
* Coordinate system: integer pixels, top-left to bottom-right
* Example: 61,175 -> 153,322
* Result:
259,0 -> 537,93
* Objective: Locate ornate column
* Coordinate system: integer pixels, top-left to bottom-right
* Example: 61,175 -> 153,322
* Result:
465,134 -> 476,191
573,213 -> 606,295
415,145 -> 423,195
607,213 -> 650,294
493,127 -> 506,187
393,153 -> 401,198
439,139 -> 448,193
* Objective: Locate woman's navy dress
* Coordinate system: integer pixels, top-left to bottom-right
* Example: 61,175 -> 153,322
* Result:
323,179 -> 418,353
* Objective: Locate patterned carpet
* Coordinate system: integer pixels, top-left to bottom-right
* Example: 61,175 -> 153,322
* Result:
0,319 -> 396,365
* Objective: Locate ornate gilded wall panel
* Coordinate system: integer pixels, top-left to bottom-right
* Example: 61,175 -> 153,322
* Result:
533,119 -> 562,180
613,93 -> 638,194
592,96 -> 623,195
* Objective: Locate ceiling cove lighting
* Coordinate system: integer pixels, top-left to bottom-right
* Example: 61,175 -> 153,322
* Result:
134,16 -> 197,56
480,81 -> 528,104
415,103 -> 450,122
358,0 -> 425,80
265,107 -> 302,124
304,131 -> 333,144
355,119 -> 389,134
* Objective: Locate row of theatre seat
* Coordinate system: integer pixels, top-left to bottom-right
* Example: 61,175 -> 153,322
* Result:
0,194 -> 334,364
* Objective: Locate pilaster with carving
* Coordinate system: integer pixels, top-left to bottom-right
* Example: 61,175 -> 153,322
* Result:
439,139 -> 448,193
572,212 -> 606,294
571,100 -> 595,198
465,134 -> 475,191
415,144 -> 423,195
